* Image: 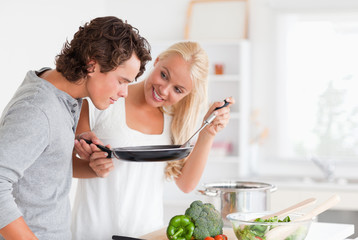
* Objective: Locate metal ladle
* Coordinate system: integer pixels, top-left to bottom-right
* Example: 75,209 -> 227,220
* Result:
180,99 -> 229,148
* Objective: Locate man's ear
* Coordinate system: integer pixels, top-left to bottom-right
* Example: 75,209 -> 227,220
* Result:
87,60 -> 96,73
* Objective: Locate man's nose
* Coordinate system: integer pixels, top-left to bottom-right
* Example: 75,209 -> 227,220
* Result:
117,83 -> 128,98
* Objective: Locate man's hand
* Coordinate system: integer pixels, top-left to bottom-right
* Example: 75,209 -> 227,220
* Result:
74,131 -> 104,161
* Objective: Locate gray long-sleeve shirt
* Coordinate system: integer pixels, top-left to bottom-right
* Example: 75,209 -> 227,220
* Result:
0,68 -> 82,239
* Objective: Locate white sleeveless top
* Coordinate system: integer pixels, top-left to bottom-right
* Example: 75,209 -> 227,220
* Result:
71,98 -> 172,239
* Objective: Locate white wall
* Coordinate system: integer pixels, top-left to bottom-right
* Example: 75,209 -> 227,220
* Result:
0,0 -> 108,113
104,0 -> 191,43
0,0 -> 194,113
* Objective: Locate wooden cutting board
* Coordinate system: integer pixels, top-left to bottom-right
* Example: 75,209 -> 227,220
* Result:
140,227 -> 236,240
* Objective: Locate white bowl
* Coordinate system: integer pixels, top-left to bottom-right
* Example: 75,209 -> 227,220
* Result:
227,211 -> 312,240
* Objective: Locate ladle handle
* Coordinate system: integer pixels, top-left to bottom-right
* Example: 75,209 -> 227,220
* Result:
214,99 -> 230,110
82,139 -> 112,158
204,99 -> 230,124
181,99 -> 230,148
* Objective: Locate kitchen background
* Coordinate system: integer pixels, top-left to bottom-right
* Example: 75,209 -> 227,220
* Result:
1,0 -> 358,238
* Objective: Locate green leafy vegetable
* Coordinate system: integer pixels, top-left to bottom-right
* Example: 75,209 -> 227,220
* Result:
184,200 -> 224,240
235,216 -> 302,240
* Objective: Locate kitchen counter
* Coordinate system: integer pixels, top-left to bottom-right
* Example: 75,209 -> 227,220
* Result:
141,222 -> 354,240
306,222 -> 354,239
141,227 -> 236,239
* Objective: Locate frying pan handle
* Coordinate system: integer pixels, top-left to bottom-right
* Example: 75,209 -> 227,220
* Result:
82,139 -> 112,158
112,235 -> 145,240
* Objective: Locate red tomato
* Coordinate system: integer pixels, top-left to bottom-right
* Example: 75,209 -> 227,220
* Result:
255,237 -> 263,240
204,237 -> 215,240
214,234 -> 228,240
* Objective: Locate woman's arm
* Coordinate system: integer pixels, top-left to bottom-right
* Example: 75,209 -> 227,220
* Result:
175,98 -> 234,193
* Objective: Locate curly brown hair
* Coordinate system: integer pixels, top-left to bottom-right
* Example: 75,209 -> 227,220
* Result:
55,16 -> 151,82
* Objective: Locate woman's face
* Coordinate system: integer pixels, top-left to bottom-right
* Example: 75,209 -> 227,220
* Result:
86,53 -> 141,110
144,53 -> 193,107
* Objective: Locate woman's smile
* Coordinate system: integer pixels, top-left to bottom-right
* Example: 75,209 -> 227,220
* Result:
152,87 -> 164,102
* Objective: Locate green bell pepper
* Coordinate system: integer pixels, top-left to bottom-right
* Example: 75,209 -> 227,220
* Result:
166,215 -> 195,240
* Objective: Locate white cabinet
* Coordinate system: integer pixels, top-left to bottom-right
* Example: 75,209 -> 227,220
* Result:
146,40 -> 251,180
201,40 -> 250,180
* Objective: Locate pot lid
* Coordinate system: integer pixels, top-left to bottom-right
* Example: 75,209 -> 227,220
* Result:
203,181 -> 276,192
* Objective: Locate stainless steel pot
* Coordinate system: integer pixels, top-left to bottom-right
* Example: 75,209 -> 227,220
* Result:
197,181 -> 277,225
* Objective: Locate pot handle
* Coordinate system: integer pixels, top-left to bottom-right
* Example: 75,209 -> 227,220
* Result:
197,189 -> 219,197
270,184 -> 278,193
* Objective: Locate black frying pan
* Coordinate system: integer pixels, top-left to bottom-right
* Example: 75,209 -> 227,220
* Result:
82,99 -> 229,162
83,139 -> 192,162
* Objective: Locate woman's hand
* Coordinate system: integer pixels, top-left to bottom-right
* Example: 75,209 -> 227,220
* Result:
203,97 -> 234,136
88,151 -> 114,178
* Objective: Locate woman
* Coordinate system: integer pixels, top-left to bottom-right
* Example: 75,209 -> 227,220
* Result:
71,41 -> 233,239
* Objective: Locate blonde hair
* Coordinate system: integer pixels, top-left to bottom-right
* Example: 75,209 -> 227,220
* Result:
159,42 -> 209,179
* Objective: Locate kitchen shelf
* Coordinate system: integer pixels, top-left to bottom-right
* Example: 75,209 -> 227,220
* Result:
203,40 -> 250,178
208,74 -> 241,82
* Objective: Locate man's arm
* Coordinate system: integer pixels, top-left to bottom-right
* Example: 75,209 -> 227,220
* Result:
0,103 -> 48,239
0,217 -> 38,240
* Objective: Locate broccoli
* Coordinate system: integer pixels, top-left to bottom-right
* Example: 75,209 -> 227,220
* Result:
184,200 -> 224,240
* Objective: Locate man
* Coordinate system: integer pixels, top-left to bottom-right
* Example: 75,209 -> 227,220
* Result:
0,16 -> 151,239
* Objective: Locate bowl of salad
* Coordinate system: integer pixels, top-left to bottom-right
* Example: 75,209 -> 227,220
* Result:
226,211 -> 312,240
